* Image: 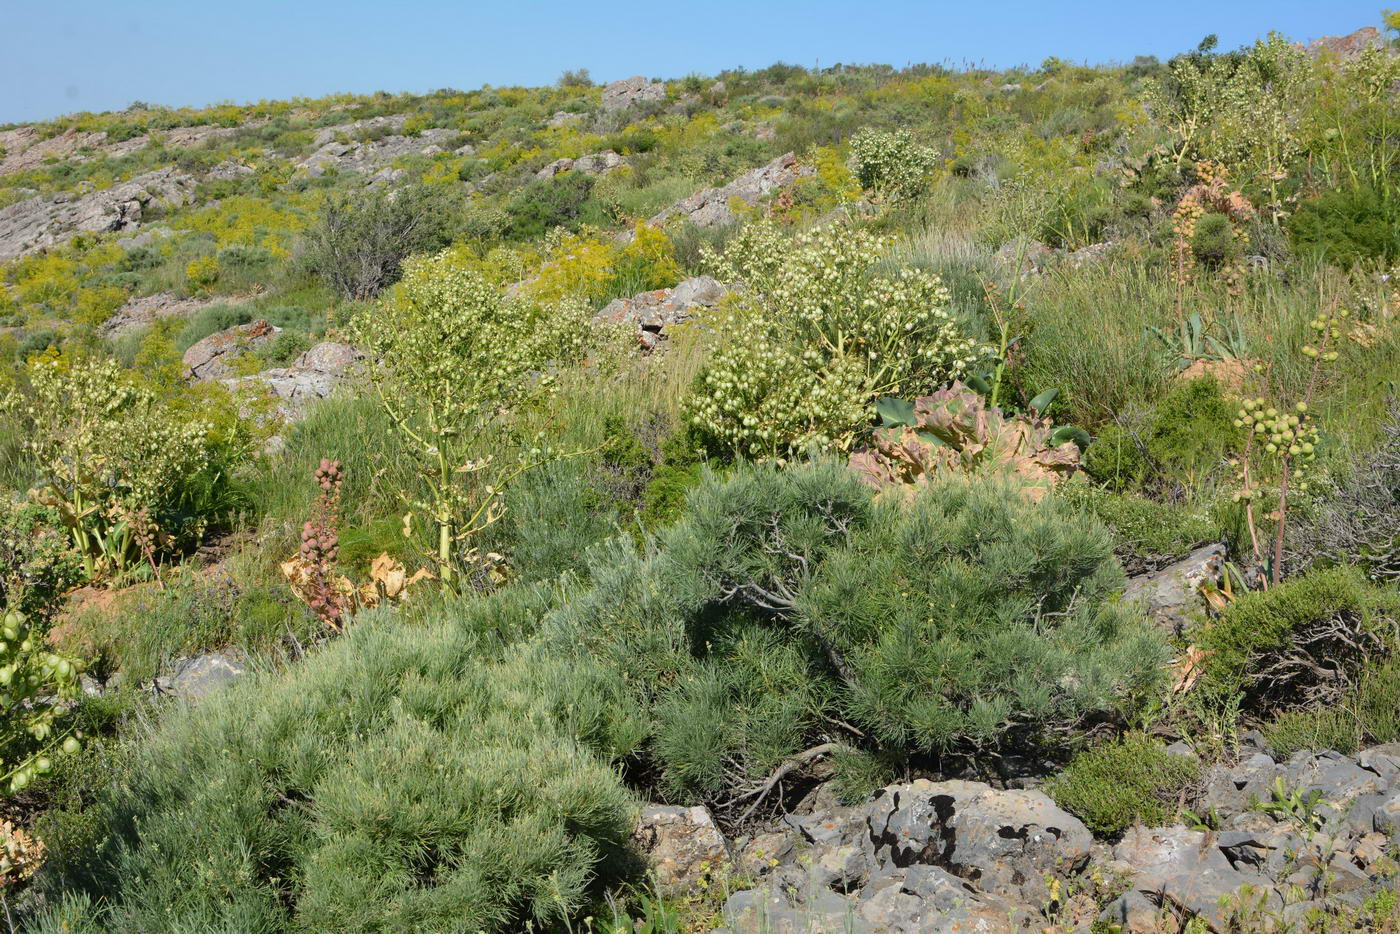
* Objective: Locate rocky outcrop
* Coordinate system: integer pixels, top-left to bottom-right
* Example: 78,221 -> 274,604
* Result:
712,742 -> 1400,933
299,127 -> 459,177
595,275 -> 727,350
721,780 -> 1087,932
995,238 -> 1117,275
221,341 -> 362,422
648,153 -> 814,229
1308,26 -> 1390,59
1121,542 -> 1225,635
602,75 -> 666,111
0,167 -> 195,261
182,320 -> 281,381
535,150 -> 625,180
546,111 -> 586,129
0,126 -> 107,176
99,291 -> 255,338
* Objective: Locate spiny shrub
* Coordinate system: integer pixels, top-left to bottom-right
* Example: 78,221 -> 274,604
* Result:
1264,660 -> 1400,758
1047,734 -> 1200,835
689,221 -> 984,458
299,183 -> 456,300
1287,403 -> 1400,584
29,604 -> 643,933
847,128 -> 940,201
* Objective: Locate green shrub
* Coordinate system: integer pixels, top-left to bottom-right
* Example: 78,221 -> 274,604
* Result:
1057,482 -> 1217,571
30,605 -> 643,933
1195,566 -> 1399,710
847,128 -> 940,200
688,221 -> 984,458
504,173 -> 601,241
1264,660 -> 1400,757
0,503 -> 84,618
551,462 -> 1166,803
1084,377 -> 1236,494
299,183 -> 456,300
1288,187 -> 1399,267
1047,734 -> 1200,835
1190,212 -> 1243,268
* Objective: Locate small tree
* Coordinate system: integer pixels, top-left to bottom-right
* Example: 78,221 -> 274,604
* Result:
300,184 -> 455,301
352,249 -> 593,588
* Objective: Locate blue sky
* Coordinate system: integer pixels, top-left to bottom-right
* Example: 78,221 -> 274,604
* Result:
1,0 -> 1387,125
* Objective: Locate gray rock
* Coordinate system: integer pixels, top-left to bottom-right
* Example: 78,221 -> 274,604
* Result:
1122,542 -> 1224,635
221,341 -> 362,422
157,647 -> 247,702
207,160 -> 255,181
535,151 -> 624,181
594,275 -> 728,351
601,75 -> 666,111
300,125 -> 457,177
182,320 -> 282,381
1113,824 -> 1280,930
0,167 -> 195,261
99,291 -> 254,338
546,111 -> 585,129
864,779 -> 1091,904
646,152 -> 814,229
633,804 -> 728,895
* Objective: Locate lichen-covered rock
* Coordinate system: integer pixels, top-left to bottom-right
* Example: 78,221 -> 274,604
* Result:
1122,542 -> 1225,635
156,647 -> 247,702
222,341 -> 363,421
182,319 -> 282,381
633,804 -> 728,894
99,291 -> 254,338
595,275 -> 727,350
647,153 -> 814,229
535,150 -> 624,180
601,75 -> 666,111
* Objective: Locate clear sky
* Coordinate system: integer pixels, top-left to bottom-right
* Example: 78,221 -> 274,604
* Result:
1,0 -> 1387,125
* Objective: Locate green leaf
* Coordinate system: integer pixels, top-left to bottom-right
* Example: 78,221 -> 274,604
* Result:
874,396 -> 916,427
964,373 -> 993,396
1028,388 -> 1060,414
1050,425 -> 1091,449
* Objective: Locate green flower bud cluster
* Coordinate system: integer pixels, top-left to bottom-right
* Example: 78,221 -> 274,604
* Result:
1232,398 -> 1320,501
0,609 -> 83,795
690,221 -> 987,459
1300,307 -> 1348,362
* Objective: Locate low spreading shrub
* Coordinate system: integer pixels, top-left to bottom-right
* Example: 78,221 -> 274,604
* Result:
1084,376 -> 1237,494
1288,187 -> 1400,267
29,606 -> 642,933
549,461 -> 1166,805
847,127 -> 940,201
1047,734 -> 1200,835
1194,566 -> 1400,713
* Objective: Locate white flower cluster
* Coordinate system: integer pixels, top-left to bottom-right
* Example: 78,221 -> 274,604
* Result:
353,248 -> 594,436
692,221 -> 986,459
10,356 -> 213,534
847,128 -> 940,201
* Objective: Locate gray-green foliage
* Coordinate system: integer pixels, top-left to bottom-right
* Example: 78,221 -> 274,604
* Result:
548,460 -> 1167,801
32,589 -> 643,934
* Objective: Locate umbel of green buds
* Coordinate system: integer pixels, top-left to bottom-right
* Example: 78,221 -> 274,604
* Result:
0,609 -> 83,794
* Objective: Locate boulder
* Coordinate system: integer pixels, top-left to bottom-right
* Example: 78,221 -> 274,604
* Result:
1122,542 -> 1224,635
594,275 -> 727,350
647,153 -> 813,229
546,111 -> 585,129
864,779 -> 1092,904
633,804 -> 728,894
99,291 -> 254,339
0,167 -> 195,261
299,126 -> 458,177
601,75 -> 666,111
222,341 -> 362,422
156,647 -> 247,702
182,320 -> 282,381
1110,824 -> 1280,930
1308,26 -> 1390,59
